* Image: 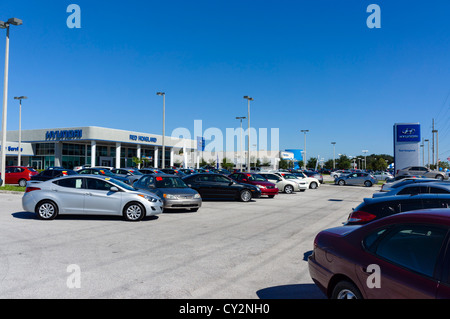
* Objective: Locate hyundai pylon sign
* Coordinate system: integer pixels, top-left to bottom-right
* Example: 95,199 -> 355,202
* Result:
393,123 -> 421,175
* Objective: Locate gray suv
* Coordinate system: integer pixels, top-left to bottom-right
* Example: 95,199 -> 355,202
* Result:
397,166 -> 448,180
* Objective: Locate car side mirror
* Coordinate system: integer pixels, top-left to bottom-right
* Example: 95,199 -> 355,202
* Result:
110,186 -> 119,192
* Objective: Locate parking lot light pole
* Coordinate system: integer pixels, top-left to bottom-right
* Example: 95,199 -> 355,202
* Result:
156,92 -> 165,168
14,96 -> 27,166
424,139 -> 430,168
243,96 -> 253,171
236,116 -> 246,171
331,142 -> 336,169
0,18 -> 23,187
362,150 -> 368,170
301,130 -> 309,170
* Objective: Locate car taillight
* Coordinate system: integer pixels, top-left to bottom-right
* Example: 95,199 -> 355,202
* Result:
347,210 -> 376,223
25,187 -> 40,193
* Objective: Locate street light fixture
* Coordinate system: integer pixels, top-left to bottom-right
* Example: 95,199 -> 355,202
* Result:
236,116 -> 246,171
1,17 -> 23,187
156,92 -> 165,168
14,96 -> 27,166
301,130 -> 309,170
243,96 -> 253,171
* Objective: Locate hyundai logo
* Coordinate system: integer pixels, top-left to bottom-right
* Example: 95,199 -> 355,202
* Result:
401,128 -> 415,135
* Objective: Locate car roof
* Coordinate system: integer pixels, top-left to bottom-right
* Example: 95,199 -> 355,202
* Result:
375,208 -> 450,227
363,193 -> 450,204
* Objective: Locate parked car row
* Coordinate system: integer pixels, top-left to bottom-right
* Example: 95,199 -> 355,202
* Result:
308,177 -> 450,299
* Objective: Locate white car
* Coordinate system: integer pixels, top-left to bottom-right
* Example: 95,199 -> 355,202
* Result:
289,172 -> 321,189
331,170 -> 352,179
23,175 -> 163,221
259,172 -> 307,193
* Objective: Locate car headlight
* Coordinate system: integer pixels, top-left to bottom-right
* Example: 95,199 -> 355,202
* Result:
138,194 -> 159,202
164,194 -> 178,199
194,193 -> 201,199
258,185 -> 266,189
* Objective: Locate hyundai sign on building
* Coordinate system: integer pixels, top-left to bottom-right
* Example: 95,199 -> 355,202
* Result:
393,123 -> 421,175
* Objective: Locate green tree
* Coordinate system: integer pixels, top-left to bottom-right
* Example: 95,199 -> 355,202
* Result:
307,158 -> 317,169
221,157 -> 234,170
279,158 -> 289,169
336,155 -> 351,169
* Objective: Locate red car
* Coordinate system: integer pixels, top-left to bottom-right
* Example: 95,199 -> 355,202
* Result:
228,172 -> 279,198
3,166 -> 38,187
308,208 -> 450,299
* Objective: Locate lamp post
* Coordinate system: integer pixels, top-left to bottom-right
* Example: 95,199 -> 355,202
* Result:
301,130 -> 309,170
243,96 -> 253,171
14,96 -> 27,166
156,92 -> 165,168
424,139 -> 430,168
331,142 -> 336,169
236,116 -> 246,171
0,18 -> 23,187
362,150 -> 368,170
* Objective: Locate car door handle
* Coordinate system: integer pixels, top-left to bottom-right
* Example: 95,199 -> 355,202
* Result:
51,188 -> 58,192
85,192 -> 92,196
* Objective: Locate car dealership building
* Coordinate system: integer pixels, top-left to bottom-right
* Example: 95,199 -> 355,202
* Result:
4,126 -> 196,170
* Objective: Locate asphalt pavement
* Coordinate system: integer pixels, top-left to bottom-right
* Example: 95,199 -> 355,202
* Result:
0,177 -> 380,299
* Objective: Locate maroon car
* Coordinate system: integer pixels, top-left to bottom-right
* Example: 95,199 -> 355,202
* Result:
308,209 -> 450,299
229,172 -> 279,198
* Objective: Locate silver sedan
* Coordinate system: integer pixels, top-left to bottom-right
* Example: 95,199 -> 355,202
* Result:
22,175 -> 163,221
335,172 -> 377,187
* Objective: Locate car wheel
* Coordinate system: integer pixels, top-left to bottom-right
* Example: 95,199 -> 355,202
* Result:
284,185 -> 294,194
240,189 -> 252,202
331,280 -> 363,299
310,182 -> 318,189
364,181 -> 373,187
436,175 -> 444,181
123,202 -> 145,221
36,200 -> 58,220
338,180 -> 345,186
18,179 -> 27,187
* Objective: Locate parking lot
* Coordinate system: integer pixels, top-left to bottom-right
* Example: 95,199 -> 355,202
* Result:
0,179 -> 379,299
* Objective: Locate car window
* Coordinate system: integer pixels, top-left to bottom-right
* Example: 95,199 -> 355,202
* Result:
363,227 -> 389,251
429,187 -> 450,194
214,175 -> 232,183
139,175 -> 154,187
399,199 -> 423,212
53,178 -> 83,189
85,178 -> 115,191
397,186 -> 423,195
196,175 -> 214,182
374,225 -> 447,277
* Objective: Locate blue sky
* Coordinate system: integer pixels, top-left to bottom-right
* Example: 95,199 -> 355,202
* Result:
1,0 -> 450,162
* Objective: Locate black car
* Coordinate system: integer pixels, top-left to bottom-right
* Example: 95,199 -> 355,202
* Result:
160,168 -> 187,177
139,168 -> 161,175
345,193 -> 450,225
31,168 -> 78,181
182,173 -> 261,202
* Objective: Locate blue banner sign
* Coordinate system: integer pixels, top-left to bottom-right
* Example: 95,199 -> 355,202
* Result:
396,124 -> 420,142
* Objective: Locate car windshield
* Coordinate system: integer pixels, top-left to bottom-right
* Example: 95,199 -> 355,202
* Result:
99,169 -> 115,177
155,176 -> 188,188
248,174 -> 267,181
108,178 -> 136,191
